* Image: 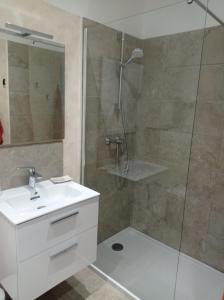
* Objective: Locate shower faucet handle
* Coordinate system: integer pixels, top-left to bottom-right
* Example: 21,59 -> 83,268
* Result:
105,137 -> 111,145
105,136 -> 123,145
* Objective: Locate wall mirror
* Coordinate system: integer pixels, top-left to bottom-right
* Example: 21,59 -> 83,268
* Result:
0,34 -> 65,146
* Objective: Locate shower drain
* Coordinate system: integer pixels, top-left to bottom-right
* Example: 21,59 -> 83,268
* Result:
112,243 -> 124,251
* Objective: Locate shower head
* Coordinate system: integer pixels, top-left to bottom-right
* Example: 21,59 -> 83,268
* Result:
132,48 -> 144,59
124,48 -> 144,66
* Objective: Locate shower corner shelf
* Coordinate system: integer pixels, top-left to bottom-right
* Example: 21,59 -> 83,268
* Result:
101,160 -> 168,182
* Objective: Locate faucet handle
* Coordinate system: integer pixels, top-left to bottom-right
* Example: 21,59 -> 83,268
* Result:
17,166 -> 36,176
17,167 -> 43,180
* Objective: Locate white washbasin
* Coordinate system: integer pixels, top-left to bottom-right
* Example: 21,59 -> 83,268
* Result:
0,180 -> 99,225
6,184 -> 81,213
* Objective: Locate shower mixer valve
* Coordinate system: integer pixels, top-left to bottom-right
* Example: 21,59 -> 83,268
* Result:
105,136 -> 124,166
105,136 -> 123,146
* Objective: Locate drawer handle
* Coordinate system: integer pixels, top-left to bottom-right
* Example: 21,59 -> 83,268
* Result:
50,242 -> 78,259
51,211 -> 79,225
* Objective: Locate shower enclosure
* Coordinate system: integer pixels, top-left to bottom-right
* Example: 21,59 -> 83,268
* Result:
82,1 -> 224,299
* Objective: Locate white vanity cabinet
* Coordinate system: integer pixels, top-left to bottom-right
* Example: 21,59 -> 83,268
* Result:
0,181 -> 99,300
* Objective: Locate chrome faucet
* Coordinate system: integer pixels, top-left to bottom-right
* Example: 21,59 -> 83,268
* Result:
17,167 -> 43,200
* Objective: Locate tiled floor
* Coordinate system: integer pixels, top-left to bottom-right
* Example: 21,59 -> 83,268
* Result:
94,227 -> 224,300
6,268 -> 132,300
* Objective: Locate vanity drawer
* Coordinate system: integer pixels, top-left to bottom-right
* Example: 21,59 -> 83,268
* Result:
17,197 -> 99,261
18,227 -> 97,300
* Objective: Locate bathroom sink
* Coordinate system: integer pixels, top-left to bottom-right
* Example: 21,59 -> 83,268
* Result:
0,180 -> 99,224
6,184 -> 81,212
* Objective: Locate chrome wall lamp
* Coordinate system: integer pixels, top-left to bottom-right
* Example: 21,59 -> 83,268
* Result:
0,22 -> 64,50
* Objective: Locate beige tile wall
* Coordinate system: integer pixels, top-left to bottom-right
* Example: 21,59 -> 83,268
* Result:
84,19 -> 142,242
132,29 -> 204,250
0,142 -> 63,189
181,26 -> 224,272
0,0 -> 83,185
132,26 -> 224,272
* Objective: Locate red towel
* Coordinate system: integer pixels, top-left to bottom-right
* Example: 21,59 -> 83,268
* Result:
0,120 -> 4,145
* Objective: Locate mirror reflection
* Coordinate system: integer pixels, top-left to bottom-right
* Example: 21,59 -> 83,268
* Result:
0,38 -> 65,146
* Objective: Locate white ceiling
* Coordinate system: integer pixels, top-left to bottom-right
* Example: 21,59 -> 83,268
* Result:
46,0 -> 224,39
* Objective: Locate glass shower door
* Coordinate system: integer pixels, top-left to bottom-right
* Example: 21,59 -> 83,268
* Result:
175,0 -> 224,299
82,1 -> 211,299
